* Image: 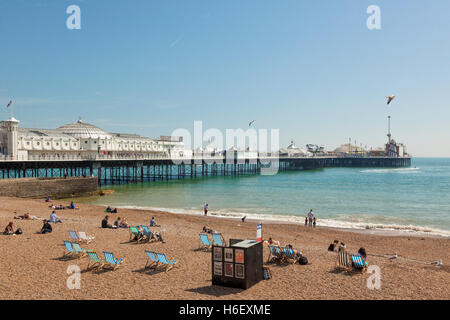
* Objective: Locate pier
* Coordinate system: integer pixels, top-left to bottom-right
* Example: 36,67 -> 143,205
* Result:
0,156 -> 411,186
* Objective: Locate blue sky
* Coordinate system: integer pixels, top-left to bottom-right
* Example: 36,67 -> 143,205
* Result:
0,0 -> 449,156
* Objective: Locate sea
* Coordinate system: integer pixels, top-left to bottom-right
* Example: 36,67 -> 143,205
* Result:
79,158 -> 450,237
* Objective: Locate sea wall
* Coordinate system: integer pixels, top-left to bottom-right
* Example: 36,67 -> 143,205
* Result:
0,177 -> 98,199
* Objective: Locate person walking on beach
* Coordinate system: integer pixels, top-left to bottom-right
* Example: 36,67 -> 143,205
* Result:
204,203 -> 209,216
307,209 -> 314,227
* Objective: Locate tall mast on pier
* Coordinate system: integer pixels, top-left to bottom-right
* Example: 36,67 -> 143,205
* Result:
387,115 -> 391,144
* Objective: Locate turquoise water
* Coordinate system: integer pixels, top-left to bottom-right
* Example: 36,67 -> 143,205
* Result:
81,158 -> 450,237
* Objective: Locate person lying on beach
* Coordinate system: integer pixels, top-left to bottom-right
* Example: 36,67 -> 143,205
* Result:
150,217 -> 160,227
101,215 -> 116,228
49,211 -> 62,223
40,220 -> 52,234
105,206 -> 118,213
328,240 -> 339,252
14,213 -> 40,220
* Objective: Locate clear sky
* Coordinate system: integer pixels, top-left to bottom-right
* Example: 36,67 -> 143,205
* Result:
0,0 -> 449,156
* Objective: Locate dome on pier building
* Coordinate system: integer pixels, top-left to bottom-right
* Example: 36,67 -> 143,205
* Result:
57,118 -> 112,139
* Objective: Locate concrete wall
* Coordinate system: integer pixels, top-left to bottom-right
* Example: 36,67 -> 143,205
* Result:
0,176 -> 98,199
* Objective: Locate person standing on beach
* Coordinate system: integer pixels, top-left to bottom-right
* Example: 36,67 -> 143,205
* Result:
307,209 -> 314,227
204,203 -> 209,216
313,217 -> 317,227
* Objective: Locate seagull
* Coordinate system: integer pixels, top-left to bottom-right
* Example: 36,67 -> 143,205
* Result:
389,253 -> 398,260
432,259 -> 443,266
248,120 -> 256,127
386,95 -> 396,105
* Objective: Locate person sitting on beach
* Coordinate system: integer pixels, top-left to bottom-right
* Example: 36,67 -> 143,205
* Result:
357,247 -> 367,260
3,222 -> 15,235
111,208 -> 117,213
70,201 -> 75,209
101,215 -> 115,229
150,217 -> 160,227
287,244 -> 302,258
40,220 -> 52,234
328,240 -> 339,252
202,226 -> 213,234
49,211 -> 62,223
153,230 -> 165,243
267,237 -> 281,246
45,196 -> 51,203
338,242 -> 347,252
114,217 -> 129,228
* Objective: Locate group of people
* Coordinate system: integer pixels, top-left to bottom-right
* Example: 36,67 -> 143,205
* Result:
305,209 -> 317,227
328,239 -> 367,260
3,219 -> 53,235
49,201 -> 77,210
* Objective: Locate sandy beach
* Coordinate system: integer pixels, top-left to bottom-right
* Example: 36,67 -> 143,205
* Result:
0,196 -> 449,300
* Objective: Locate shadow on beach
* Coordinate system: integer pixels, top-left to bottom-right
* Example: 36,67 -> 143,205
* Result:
185,284 -> 243,297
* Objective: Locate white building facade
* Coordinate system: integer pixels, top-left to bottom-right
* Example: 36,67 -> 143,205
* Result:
0,118 -> 185,161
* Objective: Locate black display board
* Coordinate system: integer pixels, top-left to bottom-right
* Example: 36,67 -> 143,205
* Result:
212,239 -> 263,289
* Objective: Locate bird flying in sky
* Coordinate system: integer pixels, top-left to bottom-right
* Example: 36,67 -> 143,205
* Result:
386,95 -> 396,105
6,100 -> 12,108
248,120 -> 255,127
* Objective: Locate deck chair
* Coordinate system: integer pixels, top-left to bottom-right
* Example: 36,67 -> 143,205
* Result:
199,233 -> 212,251
86,252 -> 106,271
156,252 -> 177,273
72,242 -> 92,258
103,252 -> 124,271
78,231 -> 95,244
336,250 -> 352,271
63,241 -> 76,259
69,230 -> 81,242
268,245 -> 284,263
129,226 -> 145,242
283,247 -> 300,264
144,250 -> 159,270
142,225 -> 156,242
212,232 -> 226,246
350,254 -> 367,272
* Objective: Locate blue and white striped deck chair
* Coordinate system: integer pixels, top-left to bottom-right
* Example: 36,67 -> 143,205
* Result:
212,232 -> 226,246
86,252 -> 106,271
69,230 -> 81,242
72,242 -> 92,258
283,247 -> 299,264
63,241 -> 76,259
142,225 -> 155,242
103,251 -> 124,270
336,251 -> 351,271
350,254 -> 367,272
144,250 -> 159,270
156,252 -> 177,273
199,233 -> 212,251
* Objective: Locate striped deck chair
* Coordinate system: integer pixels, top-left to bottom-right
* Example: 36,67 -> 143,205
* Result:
86,252 -> 106,271
156,252 -> 177,273
78,231 -> 95,244
103,252 -> 124,271
144,250 -> 159,270
142,225 -> 156,242
63,241 -> 76,259
336,250 -> 351,271
268,245 -> 284,263
69,230 -> 81,242
129,226 -> 145,242
283,247 -> 300,264
350,254 -> 367,272
212,232 -> 226,246
199,233 -> 212,251
72,242 -> 92,258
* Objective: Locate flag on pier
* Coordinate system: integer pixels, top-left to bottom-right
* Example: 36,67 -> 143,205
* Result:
6,100 -> 12,108
256,223 -> 262,242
